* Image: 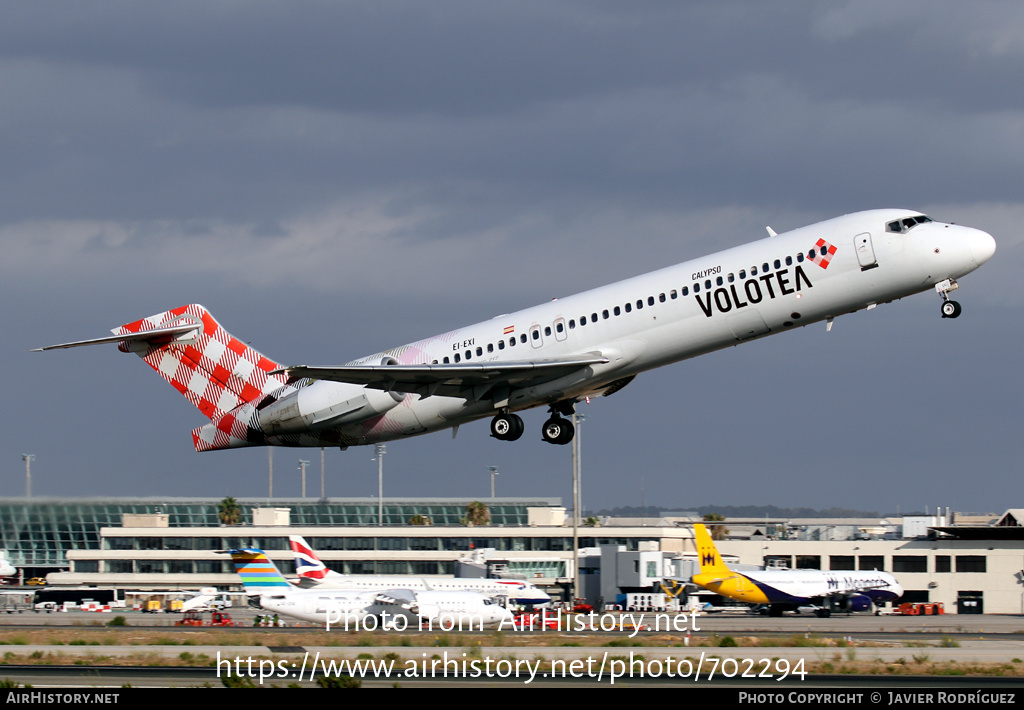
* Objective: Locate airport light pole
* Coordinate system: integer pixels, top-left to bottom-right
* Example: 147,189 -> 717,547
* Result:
320,447 -> 326,499
374,443 -> 386,526
21,454 -> 34,498
571,412 -> 585,606
298,459 -> 310,498
487,466 -> 499,499
268,449 -> 273,498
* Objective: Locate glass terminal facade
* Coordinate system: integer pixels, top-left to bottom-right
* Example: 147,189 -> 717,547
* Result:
0,497 -> 557,570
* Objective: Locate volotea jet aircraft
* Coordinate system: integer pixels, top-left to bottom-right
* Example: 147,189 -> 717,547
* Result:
37,210 -> 995,450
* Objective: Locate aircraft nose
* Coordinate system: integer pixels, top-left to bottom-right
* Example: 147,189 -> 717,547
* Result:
968,228 -> 997,266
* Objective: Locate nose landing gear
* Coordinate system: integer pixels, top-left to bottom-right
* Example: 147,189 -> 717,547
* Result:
935,279 -> 962,319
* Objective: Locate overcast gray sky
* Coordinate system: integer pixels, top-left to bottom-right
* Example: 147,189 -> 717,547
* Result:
3,1 -> 1021,515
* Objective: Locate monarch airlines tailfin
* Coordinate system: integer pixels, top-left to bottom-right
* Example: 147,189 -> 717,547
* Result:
694,523 -> 732,577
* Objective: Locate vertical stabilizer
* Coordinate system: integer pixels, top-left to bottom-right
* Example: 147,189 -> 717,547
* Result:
225,548 -> 293,594
113,304 -> 288,421
694,523 -> 731,575
289,535 -> 338,581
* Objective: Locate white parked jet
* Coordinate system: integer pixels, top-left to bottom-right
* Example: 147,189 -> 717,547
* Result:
225,548 -> 513,629
690,524 -> 903,617
37,210 -> 995,449
289,535 -> 550,606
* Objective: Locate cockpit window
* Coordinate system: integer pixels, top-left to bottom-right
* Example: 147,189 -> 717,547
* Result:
887,215 -> 932,233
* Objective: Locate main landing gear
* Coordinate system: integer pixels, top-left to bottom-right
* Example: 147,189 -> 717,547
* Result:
935,278 -> 962,319
490,412 -> 524,441
489,402 -> 577,445
541,416 -> 574,446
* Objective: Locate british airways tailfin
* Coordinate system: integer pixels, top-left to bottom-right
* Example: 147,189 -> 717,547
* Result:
289,535 -> 341,582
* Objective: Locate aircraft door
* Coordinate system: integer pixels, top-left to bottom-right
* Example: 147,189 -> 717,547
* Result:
553,317 -> 567,342
854,232 -> 878,270
529,324 -> 543,349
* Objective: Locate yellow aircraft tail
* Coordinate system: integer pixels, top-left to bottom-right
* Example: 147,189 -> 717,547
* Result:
694,523 -> 731,576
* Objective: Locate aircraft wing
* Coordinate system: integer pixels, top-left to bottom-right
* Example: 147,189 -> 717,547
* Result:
274,354 -> 609,400
374,589 -> 419,611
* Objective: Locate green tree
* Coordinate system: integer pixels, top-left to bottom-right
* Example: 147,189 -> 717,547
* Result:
217,497 -> 242,526
463,501 -> 491,527
408,514 -> 432,526
702,513 -> 729,540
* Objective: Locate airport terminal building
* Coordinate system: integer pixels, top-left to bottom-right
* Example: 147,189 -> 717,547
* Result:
3,497 -> 1024,613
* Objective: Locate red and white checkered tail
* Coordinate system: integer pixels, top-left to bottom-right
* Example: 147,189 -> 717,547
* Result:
113,304 -> 289,423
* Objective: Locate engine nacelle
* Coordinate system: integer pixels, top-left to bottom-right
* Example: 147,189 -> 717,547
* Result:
836,594 -> 873,613
257,381 -> 403,436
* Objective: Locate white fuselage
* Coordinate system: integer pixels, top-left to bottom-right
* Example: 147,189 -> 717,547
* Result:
282,209 -> 994,446
307,573 -> 550,605
739,568 -> 903,605
258,587 -> 513,629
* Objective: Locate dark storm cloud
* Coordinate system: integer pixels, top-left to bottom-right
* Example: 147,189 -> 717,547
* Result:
0,1 -> 1020,513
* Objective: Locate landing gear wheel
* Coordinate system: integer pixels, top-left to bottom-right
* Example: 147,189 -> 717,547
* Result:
541,417 -> 575,445
490,413 -> 524,441
941,300 -> 962,319
816,608 -> 832,618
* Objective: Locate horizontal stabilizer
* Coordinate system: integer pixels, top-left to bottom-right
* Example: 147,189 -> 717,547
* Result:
33,323 -> 201,351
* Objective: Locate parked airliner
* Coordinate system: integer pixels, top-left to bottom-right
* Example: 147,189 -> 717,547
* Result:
690,524 -> 902,617
224,547 -> 513,629
289,535 -> 550,605
37,210 -> 995,449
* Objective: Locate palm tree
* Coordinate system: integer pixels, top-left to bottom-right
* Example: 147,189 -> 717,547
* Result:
463,501 -> 491,527
217,497 -> 242,526
703,512 -> 729,540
